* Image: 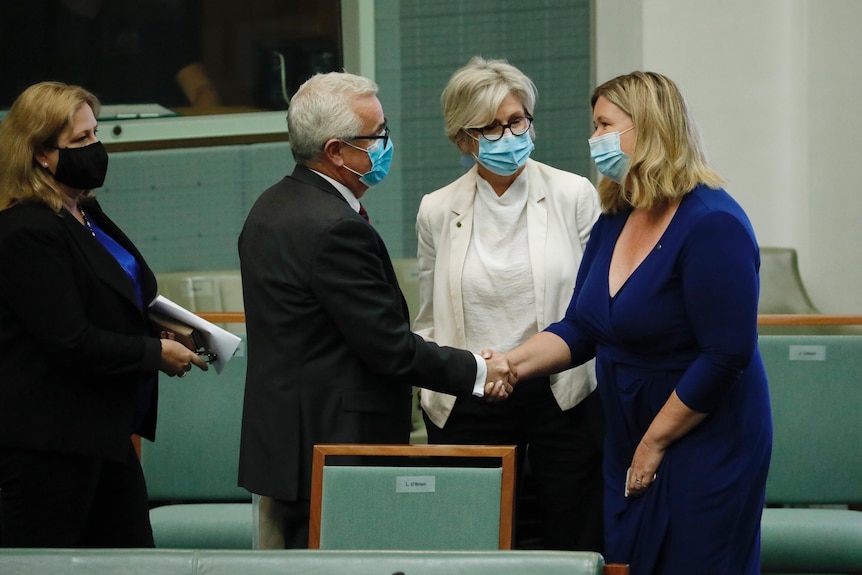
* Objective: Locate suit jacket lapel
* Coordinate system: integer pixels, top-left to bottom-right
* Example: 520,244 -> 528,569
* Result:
63,203 -> 151,311
524,161 -> 548,328
447,171 -> 476,341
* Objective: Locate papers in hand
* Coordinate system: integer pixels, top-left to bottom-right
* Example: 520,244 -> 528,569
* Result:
624,468 -> 631,498
148,295 -> 241,374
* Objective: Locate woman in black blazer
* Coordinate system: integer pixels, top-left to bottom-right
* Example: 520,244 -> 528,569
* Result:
0,82 -> 207,547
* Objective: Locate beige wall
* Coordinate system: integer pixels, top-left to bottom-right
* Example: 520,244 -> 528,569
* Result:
595,0 -> 862,313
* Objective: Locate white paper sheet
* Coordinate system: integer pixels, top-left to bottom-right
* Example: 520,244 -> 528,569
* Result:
148,295 -> 242,374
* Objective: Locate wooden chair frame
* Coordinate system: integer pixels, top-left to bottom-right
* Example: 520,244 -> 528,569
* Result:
308,444 -> 516,550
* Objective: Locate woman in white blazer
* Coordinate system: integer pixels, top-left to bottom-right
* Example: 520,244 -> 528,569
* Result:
414,57 -> 604,550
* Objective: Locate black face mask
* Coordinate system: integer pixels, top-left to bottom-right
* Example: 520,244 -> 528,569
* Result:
51,141 -> 109,190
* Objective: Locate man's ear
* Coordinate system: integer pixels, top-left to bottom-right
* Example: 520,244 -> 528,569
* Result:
322,139 -> 344,166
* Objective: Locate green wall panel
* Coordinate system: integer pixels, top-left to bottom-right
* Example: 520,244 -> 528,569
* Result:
98,142 -> 292,274
371,0 -> 593,258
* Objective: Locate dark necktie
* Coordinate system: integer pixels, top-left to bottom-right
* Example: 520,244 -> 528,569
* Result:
358,204 -> 370,223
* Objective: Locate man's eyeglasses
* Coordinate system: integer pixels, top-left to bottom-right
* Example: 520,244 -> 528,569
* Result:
468,116 -> 533,142
350,125 -> 390,149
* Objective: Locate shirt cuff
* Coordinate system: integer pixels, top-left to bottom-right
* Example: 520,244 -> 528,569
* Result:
472,352 -> 486,397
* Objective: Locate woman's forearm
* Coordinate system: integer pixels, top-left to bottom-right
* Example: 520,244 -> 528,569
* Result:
626,390 -> 708,497
643,390 -> 707,450
506,331 -> 572,382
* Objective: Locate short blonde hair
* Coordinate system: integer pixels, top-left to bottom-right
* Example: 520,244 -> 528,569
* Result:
441,56 -> 537,154
0,81 -> 100,212
591,71 -> 723,213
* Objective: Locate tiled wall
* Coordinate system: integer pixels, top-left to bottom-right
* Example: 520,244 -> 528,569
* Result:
98,142 -> 293,273
101,0 -> 591,272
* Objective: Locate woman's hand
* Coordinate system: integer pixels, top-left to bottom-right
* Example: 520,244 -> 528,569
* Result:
159,337 -> 209,378
625,439 -> 664,498
625,390 -> 708,498
481,348 -> 517,402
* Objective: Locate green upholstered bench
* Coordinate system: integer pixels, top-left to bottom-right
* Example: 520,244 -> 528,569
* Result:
146,503 -> 252,550
758,335 -> 862,573
0,548 -> 610,575
145,271 -> 252,549
141,351 -> 253,549
760,508 -> 862,573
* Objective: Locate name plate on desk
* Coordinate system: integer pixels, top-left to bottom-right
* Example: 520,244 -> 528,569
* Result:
788,345 -> 826,361
396,476 -> 436,493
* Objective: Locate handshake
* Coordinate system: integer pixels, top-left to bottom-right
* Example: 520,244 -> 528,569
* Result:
481,348 -> 518,402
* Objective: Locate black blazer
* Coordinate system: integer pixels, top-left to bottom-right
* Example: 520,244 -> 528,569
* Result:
238,166 -> 478,501
0,199 -> 162,461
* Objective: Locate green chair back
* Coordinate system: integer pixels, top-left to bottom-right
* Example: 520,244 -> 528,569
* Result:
760,335 -> 862,504
309,444 -> 516,550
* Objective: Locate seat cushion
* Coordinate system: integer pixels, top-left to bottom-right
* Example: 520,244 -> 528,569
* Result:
150,503 -> 253,549
761,508 -> 862,572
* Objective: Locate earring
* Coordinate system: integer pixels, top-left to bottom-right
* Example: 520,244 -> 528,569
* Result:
42,163 -> 48,167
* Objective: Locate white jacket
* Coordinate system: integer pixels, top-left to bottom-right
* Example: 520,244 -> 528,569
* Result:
414,159 -> 601,428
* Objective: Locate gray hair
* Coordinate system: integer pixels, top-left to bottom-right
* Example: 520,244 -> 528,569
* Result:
441,56 -> 537,153
287,72 -> 379,164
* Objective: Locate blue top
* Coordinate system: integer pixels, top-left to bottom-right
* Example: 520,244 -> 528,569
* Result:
547,185 -> 772,575
88,215 -> 144,310
87,214 -> 152,428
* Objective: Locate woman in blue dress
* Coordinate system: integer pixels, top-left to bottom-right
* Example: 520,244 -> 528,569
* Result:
504,71 -> 772,575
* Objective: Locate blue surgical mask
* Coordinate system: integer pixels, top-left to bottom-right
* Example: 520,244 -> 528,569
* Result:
343,137 -> 394,187
472,132 -> 534,176
588,127 -> 634,183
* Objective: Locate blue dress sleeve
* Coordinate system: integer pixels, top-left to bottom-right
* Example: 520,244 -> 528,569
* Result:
675,211 -> 760,412
544,215 -> 604,366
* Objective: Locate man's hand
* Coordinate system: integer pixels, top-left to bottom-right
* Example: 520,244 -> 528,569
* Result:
481,348 -> 517,402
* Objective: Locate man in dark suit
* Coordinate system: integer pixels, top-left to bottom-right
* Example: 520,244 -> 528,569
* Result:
237,71 -> 515,549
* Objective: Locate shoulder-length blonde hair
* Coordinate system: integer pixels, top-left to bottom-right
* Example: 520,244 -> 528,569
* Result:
0,81 -> 100,212
592,71 -> 723,214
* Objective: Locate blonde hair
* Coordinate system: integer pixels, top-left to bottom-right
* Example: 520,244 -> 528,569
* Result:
591,71 -> 723,213
0,82 -> 101,212
441,56 -> 537,154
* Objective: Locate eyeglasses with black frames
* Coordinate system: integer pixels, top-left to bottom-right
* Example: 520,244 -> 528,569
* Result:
350,125 -> 390,150
468,116 -> 533,142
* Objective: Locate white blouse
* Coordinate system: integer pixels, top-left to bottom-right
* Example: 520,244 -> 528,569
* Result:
462,170 -> 538,355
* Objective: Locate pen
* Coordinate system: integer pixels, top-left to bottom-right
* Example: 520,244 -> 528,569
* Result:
196,350 -> 218,363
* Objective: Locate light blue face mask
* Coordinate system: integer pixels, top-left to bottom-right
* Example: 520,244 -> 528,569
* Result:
588,127 -> 634,183
343,137 -> 394,187
472,132 -> 534,176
